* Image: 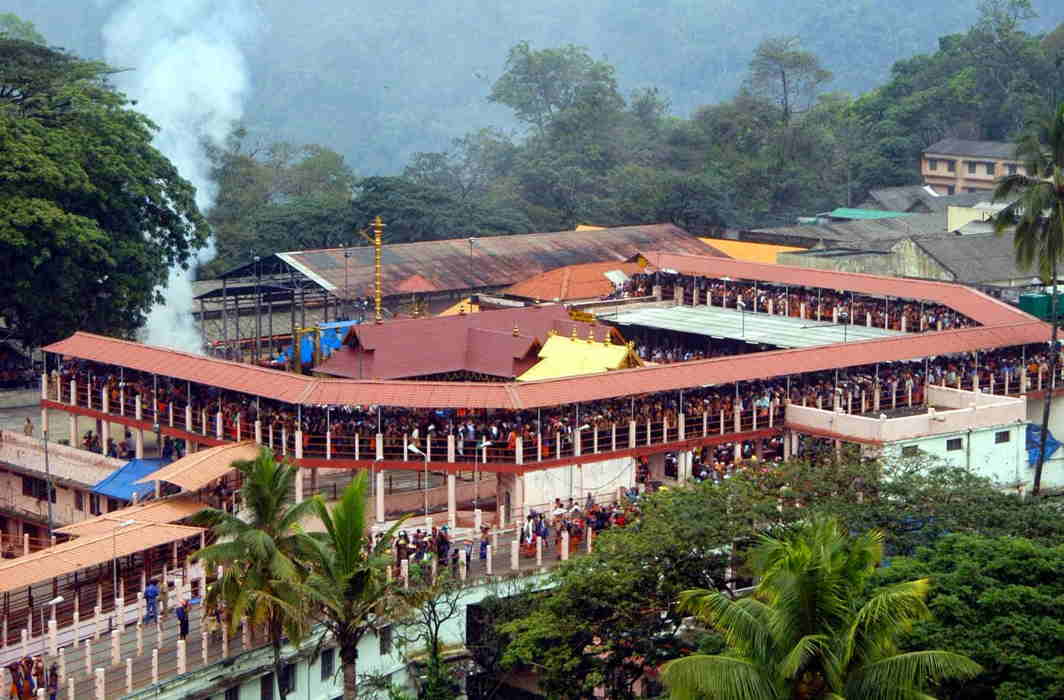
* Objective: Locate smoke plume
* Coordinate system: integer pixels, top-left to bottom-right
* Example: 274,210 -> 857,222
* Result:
100,0 -> 259,352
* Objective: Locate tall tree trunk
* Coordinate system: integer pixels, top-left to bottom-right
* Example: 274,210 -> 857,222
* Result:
1035,262 -> 1059,498
342,644 -> 359,700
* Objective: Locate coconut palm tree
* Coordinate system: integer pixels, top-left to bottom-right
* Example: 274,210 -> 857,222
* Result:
193,448 -> 319,700
661,516 -> 980,700
993,101 -> 1064,498
298,471 -> 407,700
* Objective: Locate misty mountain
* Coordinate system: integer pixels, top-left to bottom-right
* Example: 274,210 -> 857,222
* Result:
8,0 -> 1061,175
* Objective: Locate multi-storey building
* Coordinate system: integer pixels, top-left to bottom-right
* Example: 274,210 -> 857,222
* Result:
921,138 -> 1025,195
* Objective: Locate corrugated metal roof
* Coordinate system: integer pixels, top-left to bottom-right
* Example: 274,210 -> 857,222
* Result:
0,522 -> 203,595
751,212 -> 948,247
826,208 -> 915,220
698,239 -> 804,264
140,442 -> 261,491
55,496 -> 206,537
264,224 -> 721,299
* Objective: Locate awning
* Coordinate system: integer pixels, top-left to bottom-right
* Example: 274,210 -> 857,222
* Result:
137,441 -> 260,491
55,496 -> 207,537
0,522 -> 204,595
92,458 -> 167,502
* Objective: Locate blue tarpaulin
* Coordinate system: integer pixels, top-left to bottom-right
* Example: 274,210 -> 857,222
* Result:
92,458 -> 168,502
1025,424 -> 1062,465
275,320 -> 359,365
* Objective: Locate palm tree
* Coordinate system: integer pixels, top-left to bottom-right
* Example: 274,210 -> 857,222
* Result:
298,471 -> 407,700
993,102 -> 1064,498
193,448 -> 319,700
661,516 -> 980,699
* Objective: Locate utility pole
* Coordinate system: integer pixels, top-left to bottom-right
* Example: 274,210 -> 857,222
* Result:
358,217 -> 386,324
254,255 -> 262,364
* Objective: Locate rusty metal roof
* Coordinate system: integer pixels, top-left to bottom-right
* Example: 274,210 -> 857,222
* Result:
261,224 -> 720,299
0,522 -> 203,595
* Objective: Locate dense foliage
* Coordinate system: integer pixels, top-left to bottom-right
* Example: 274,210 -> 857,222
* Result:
488,458 -> 1064,699
201,4 -> 1064,271
876,535 -> 1064,699
0,37 -> 207,346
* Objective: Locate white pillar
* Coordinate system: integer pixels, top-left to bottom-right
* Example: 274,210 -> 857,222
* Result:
48,619 -> 57,656
151,648 -> 159,684
486,545 -> 493,574
202,631 -> 210,665
94,668 -> 105,700
177,639 -> 187,674
126,657 -> 133,694
254,420 -> 262,444
511,540 -> 519,571
111,628 -> 120,667
561,531 -> 570,561
535,537 -> 543,567
447,474 -> 457,529
84,638 -> 93,676
136,623 -> 143,656
375,469 -> 385,522
294,466 -> 303,502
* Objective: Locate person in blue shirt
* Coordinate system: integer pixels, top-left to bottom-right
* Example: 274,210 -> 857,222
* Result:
143,579 -> 159,622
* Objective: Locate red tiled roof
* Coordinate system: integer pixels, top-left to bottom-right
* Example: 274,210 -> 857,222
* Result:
44,258 -> 1050,411
504,261 -> 647,301
395,274 -> 439,293
639,251 -> 1030,327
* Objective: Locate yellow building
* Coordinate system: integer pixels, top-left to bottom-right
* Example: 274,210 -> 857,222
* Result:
699,238 -> 803,264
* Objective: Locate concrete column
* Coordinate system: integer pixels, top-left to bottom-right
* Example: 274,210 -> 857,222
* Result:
136,623 -> 143,656
48,619 -> 57,656
486,545 -> 493,574
84,639 -> 93,676
376,470 -> 385,522
535,537 -> 543,567
443,472 -> 457,529
135,428 -> 144,459
293,467 -> 303,502
900,315 -> 907,332
185,405 -> 192,433
515,437 -> 523,464
573,428 -> 581,457
68,678 -> 75,700
214,411 -> 222,439
222,620 -> 229,658
69,414 -> 77,448
235,414 -> 242,442
459,550 -> 468,581
447,434 -> 456,462
58,647 -> 65,683
111,628 -> 120,667
612,424 -> 617,451
678,413 -> 685,441
69,379 -> 77,406
628,420 -> 636,448
126,658 -> 133,694
177,639 -> 187,674
281,427 -> 287,456
783,430 -> 792,460
376,433 -> 384,460
514,475 -> 525,524
94,606 -> 102,639
94,668 -> 105,700
511,540 -> 519,571
326,431 -> 332,460
151,648 -> 159,684
561,531 -> 570,561
295,430 -> 303,459
254,420 -> 262,444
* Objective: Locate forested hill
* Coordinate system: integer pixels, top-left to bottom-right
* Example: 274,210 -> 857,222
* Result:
6,0 -> 1061,174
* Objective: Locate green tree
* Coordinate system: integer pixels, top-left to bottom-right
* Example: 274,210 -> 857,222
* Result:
298,472 -> 406,700
745,36 -> 833,129
875,534 -> 1064,700
193,449 -> 318,700
662,516 -> 981,700
397,569 -> 466,700
0,13 -> 45,44
489,41 -> 623,136
992,102 -> 1064,497
0,39 -> 207,347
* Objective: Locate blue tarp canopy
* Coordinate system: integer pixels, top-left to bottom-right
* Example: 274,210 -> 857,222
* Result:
92,458 -> 168,502
1025,424 -> 1062,465
275,320 -> 359,365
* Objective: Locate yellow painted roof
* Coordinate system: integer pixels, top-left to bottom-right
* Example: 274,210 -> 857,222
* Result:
574,224 -> 606,231
699,238 -> 804,264
438,297 -> 479,316
517,334 -> 639,381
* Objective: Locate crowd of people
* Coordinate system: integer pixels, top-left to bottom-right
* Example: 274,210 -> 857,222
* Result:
52,330 -> 1059,469
3,656 -> 57,700
612,271 -> 977,332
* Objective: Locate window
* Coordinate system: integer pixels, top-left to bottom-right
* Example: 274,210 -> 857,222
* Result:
945,185 -> 955,195
995,431 -> 1010,444
928,158 -> 938,171
225,687 -> 240,700
946,159 -> 956,172
107,498 -> 121,513
946,438 -> 963,451
1007,163 -> 1018,175
901,445 -> 920,457
260,673 -> 274,700
320,648 -> 335,682
21,476 -> 55,503
89,493 -> 101,516
74,490 -> 84,512
281,664 -> 296,694
379,625 -> 393,656
985,162 -> 995,175
967,160 -> 977,174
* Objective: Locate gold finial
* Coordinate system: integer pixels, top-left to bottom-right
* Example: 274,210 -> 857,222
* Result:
587,327 -> 595,343
571,326 -> 578,339
513,323 -> 519,337
548,328 -> 557,336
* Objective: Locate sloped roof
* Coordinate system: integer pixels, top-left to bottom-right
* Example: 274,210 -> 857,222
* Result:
503,261 -> 645,301
518,333 -> 639,381
141,442 -> 261,491
247,224 -> 719,299
55,496 -> 207,537
924,138 -> 1018,160
316,306 -> 611,380
749,212 -> 949,249
862,186 -> 991,213
700,238 -> 804,263
914,232 -> 1039,284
